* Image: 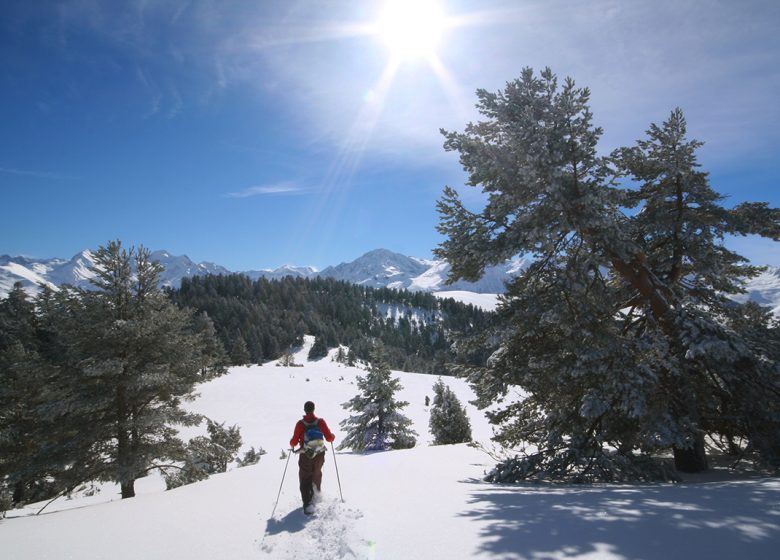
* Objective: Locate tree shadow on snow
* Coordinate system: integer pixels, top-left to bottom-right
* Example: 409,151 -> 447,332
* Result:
458,478 -> 780,559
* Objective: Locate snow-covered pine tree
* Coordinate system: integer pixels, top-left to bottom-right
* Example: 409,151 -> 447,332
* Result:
610,108 -> 780,471
429,378 -> 472,445
37,240 -> 227,498
338,344 -> 417,452
436,68 -> 780,481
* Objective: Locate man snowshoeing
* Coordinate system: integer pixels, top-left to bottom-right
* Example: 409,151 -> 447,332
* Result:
289,401 -> 336,515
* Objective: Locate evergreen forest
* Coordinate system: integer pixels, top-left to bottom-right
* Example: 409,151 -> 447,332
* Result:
167,274 -> 492,373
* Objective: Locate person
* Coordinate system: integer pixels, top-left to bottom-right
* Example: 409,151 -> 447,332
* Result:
289,400 -> 336,514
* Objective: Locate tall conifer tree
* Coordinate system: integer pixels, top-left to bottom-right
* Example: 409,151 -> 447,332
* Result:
437,68 -> 780,480
0,284 -> 61,504
38,241 -> 226,498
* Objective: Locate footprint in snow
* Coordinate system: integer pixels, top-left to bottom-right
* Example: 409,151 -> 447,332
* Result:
258,498 -> 367,559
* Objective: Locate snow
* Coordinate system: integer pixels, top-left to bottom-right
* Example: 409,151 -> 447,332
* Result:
731,266 -> 780,316
3,338 -> 779,559
410,259 -> 449,291
68,249 -> 97,282
0,261 -> 58,295
435,290 -> 501,311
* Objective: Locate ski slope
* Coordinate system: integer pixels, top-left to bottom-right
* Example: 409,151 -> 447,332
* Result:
3,339 -> 779,559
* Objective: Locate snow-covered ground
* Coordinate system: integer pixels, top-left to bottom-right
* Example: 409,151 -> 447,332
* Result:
3,339 -> 779,559
435,290 -> 501,311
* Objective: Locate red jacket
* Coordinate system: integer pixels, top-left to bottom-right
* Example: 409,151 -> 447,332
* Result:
290,414 -> 336,449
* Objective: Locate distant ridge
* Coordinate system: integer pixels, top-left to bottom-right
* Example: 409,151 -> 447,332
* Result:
2,249 -> 779,315
0,247 -> 527,297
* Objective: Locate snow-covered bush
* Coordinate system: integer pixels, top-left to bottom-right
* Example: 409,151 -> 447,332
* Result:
165,420 -> 242,489
164,462 -> 209,490
236,446 -> 266,467
189,420 -> 242,474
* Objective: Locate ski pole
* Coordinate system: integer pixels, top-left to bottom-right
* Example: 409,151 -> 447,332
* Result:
270,448 -> 294,518
331,442 -> 344,502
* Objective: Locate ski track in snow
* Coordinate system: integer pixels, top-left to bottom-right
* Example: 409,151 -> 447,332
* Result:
259,497 -> 367,559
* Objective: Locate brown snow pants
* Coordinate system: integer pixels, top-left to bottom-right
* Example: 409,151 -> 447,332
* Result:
298,451 -> 326,507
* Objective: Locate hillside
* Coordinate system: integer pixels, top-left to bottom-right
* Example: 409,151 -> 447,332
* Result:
168,274 -> 492,370
3,339 -> 779,560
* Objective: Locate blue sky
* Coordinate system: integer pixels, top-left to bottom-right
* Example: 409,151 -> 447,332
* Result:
1,0 -> 779,271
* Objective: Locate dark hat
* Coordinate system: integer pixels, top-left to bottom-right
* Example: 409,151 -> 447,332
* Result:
304,401 -> 315,413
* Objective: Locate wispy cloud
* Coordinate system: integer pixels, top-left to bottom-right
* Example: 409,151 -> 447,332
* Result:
225,182 -> 310,198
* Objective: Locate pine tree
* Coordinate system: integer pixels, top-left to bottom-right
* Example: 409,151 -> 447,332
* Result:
436,68 -> 780,481
37,240 -> 226,498
0,283 -> 36,349
230,335 -> 251,366
611,108 -> 780,471
429,378 -> 472,445
278,348 -> 297,367
334,346 -> 347,364
0,487 -> 12,518
308,335 -> 328,360
192,311 -> 228,378
338,345 -> 417,452
0,283 -> 70,504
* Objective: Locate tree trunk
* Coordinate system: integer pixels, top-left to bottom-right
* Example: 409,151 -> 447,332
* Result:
116,383 -> 135,499
13,480 -> 25,504
609,250 -> 711,473
673,432 -> 709,473
120,481 -> 135,499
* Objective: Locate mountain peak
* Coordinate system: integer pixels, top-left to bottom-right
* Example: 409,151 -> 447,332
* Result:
318,248 -> 430,289
360,248 -> 404,259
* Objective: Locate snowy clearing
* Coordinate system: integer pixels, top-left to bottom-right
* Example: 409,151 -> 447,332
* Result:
434,290 -> 500,311
3,340 -> 779,559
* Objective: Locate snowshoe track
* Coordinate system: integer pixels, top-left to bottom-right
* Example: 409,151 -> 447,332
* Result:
259,498 -> 367,559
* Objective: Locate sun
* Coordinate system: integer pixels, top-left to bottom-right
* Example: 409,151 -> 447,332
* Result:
375,0 -> 447,60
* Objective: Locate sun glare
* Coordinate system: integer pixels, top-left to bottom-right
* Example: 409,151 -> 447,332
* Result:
376,0 -> 447,60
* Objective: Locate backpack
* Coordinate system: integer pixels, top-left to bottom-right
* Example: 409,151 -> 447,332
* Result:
302,418 -> 326,455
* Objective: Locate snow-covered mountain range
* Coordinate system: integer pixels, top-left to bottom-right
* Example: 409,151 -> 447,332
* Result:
2,247 -> 780,315
318,248 -> 529,293
0,250 -> 229,297
0,247 -> 529,298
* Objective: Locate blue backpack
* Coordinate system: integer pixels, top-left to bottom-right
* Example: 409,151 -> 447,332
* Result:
303,418 -> 326,455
